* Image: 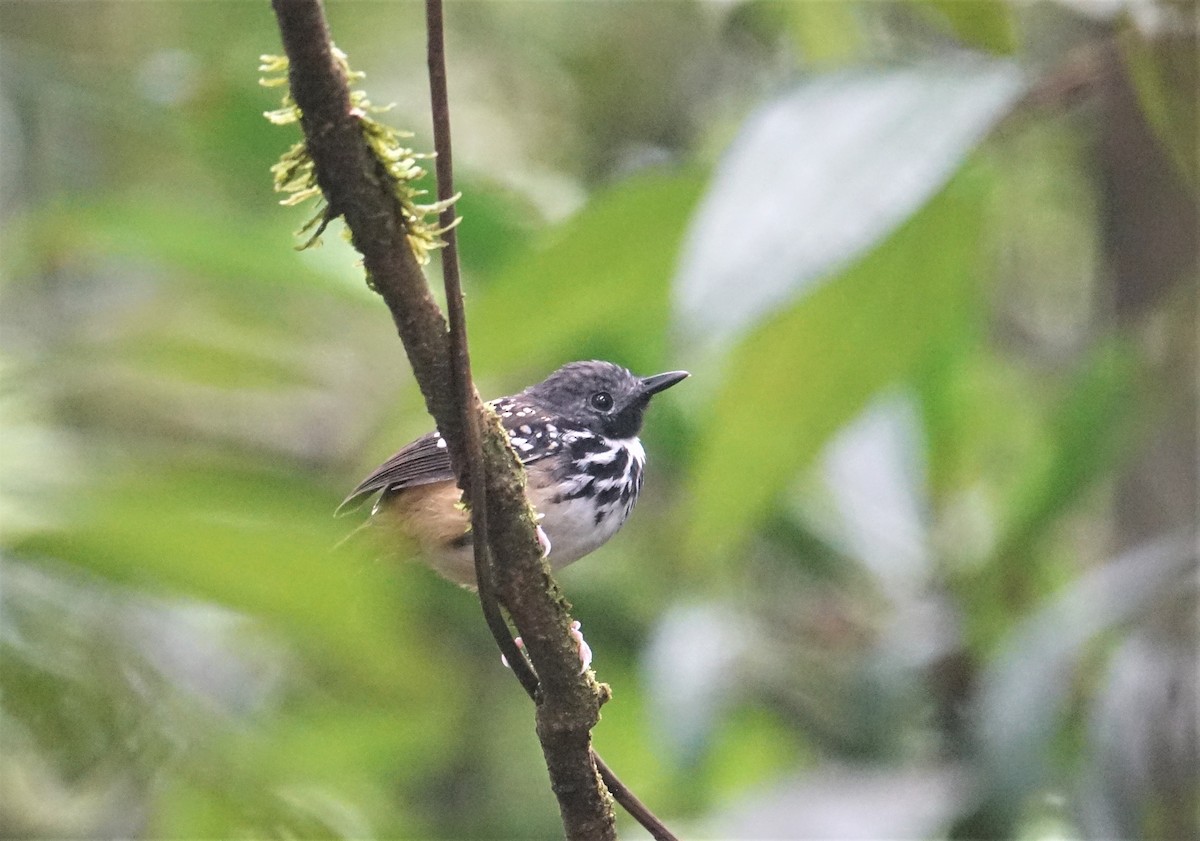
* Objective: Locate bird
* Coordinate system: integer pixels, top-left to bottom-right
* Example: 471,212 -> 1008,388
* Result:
338,360 -> 689,588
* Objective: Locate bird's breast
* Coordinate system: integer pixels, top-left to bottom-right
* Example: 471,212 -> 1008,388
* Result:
527,434 -> 646,567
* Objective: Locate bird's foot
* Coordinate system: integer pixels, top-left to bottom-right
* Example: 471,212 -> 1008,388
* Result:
569,620 -> 592,672
502,620 -> 592,673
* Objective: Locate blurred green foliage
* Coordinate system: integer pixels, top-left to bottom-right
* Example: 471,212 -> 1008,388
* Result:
1,1 -> 1195,839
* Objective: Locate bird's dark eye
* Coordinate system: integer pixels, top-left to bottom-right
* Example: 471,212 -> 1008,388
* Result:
589,391 -> 614,412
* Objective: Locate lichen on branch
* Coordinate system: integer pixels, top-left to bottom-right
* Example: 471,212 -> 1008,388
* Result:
259,49 -> 458,257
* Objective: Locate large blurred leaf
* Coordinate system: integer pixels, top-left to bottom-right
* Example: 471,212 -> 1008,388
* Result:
959,341 -> 1140,651
688,165 -> 987,559
673,59 -> 1023,349
469,169 -> 707,378
820,394 -> 930,597
70,199 -> 360,298
1,199 -> 365,309
992,340 -> 1139,565
16,463 -> 420,694
957,535 -> 1197,838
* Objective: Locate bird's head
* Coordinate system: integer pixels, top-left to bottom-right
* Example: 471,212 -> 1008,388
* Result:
523,360 -> 689,439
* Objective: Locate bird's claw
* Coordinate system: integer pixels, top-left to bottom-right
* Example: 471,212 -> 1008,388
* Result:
569,620 -> 592,673
502,620 -> 592,674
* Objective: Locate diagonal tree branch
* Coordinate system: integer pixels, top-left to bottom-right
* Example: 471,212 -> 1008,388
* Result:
269,2 -> 643,838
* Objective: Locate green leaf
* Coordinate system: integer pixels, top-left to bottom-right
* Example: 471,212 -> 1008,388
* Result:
946,341 -> 1140,656
785,2 -> 865,67
1120,28 -> 1198,187
705,706 -> 802,800
469,169 -> 708,379
17,462 -> 421,694
113,333 -> 314,390
4,199 -> 379,397
994,340 -> 1139,561
687,165 -> 988,560
917,0 -> 1018,55
673,61 -> 1023,349
56,198 -> 362,300
453,179 -> 537,278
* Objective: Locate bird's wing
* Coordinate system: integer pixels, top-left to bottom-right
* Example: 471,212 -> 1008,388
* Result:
336,416 -> 556,515
336,431 -> 454,515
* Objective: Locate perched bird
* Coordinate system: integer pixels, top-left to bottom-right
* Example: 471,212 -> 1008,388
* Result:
338,360 -> 689,587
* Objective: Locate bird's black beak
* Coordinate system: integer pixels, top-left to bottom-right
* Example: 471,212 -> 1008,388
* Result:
641,370 -> 690,397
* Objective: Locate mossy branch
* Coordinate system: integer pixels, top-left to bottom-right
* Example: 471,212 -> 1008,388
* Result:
259,49 -> 456,256
267,2 -> 631,838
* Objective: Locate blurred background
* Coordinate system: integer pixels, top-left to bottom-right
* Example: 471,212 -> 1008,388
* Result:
1,1 -> 1196,838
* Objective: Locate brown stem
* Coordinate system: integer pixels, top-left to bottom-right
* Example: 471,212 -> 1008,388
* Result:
595,752 -> 680,841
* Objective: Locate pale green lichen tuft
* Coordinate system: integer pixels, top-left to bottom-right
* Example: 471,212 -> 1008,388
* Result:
259,48 -> 459,258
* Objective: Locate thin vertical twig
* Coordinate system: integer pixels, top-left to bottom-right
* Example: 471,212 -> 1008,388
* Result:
425,0 -> 538,699
423,7 -> 677,838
